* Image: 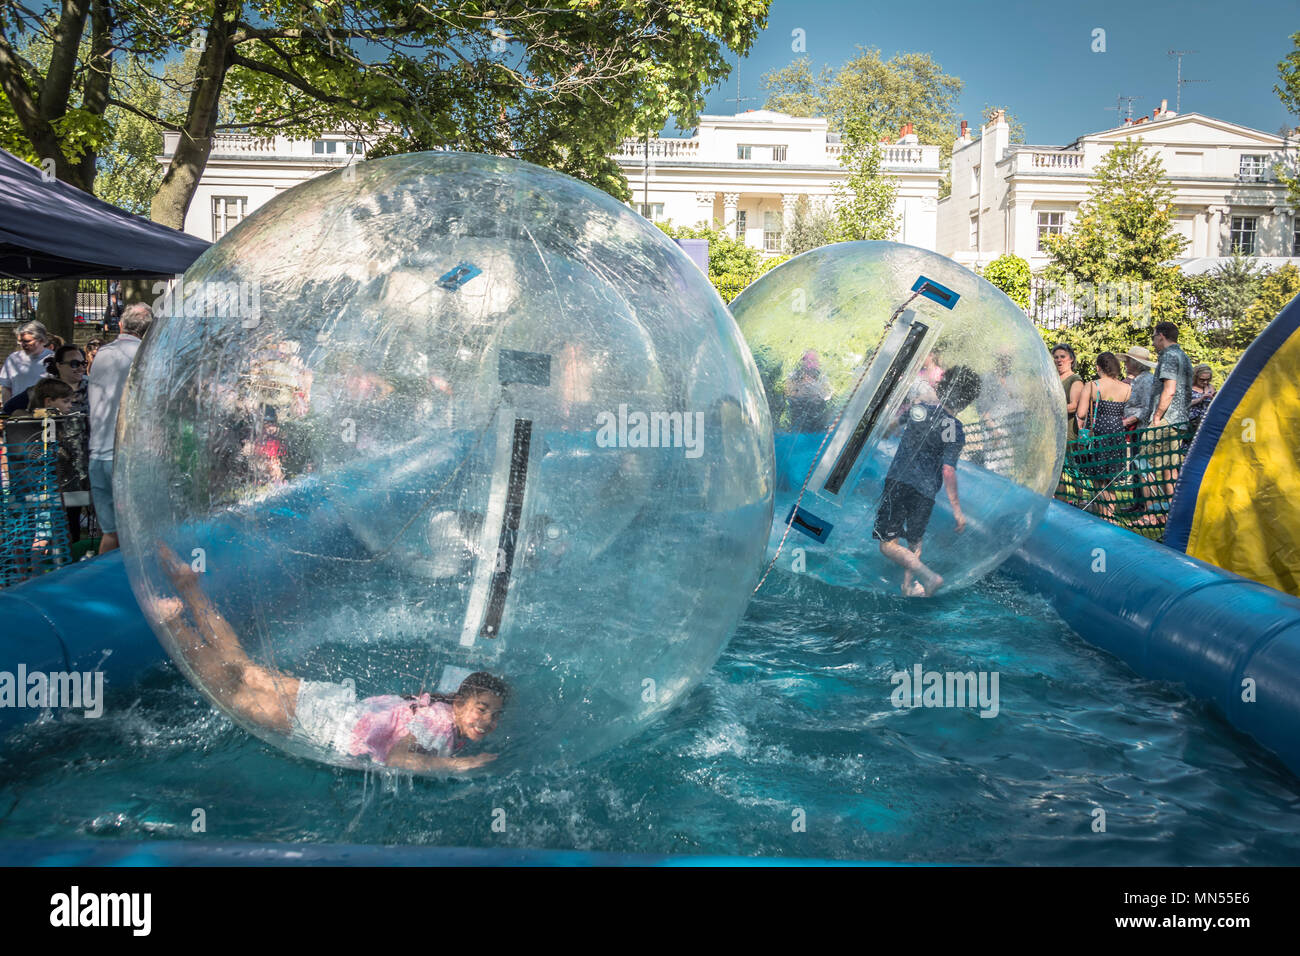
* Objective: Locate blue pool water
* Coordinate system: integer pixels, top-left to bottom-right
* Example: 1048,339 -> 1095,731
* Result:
2,571 -> 1298,863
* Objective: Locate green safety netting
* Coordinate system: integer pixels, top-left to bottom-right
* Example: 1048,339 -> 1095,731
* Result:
1056,421 -> 1195,540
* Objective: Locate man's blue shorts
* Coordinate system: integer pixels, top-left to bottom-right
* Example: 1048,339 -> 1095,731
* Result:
873,477 -> 935,544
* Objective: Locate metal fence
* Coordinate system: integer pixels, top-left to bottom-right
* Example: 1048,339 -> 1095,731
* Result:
0,277 -> 115,328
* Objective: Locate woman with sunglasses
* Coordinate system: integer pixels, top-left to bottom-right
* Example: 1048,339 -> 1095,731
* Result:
1,345 -> 88,415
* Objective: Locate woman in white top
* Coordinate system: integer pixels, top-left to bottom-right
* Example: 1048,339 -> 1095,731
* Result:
1,321 -> 54,405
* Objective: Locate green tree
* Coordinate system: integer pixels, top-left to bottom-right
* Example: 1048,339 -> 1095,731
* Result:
655,219 -> 783,301
1183,252 -> 1269,349
1045,139 -> 1187,284
3,1 -> 771,335
759,57 -> 829,118
762,47 -> 962,194
829,116 -> 898,242
3,1 -> 771,226
1041,139 -> 1193,374
1243,263 -> 1300,342
1274,30 -> 1300,205
783,194 -> 836,255
981,254 -> 1031,308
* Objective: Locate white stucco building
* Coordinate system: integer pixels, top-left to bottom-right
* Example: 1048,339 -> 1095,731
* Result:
160,112 -> 944,254
613,110 -> 942,253
159,130 -> 367,242
938,106 -> 1299,271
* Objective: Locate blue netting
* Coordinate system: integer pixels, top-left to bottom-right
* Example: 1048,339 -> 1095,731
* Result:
1,419 -> 74,586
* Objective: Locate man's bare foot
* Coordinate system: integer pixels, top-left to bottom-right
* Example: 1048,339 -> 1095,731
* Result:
921,570 -> 944,597
902,580 -> 926,597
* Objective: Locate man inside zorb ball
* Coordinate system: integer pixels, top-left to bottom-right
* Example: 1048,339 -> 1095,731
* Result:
730,241 -> 1065,596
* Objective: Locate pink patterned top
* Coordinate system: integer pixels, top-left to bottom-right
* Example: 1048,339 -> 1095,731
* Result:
347,694 -> 462,764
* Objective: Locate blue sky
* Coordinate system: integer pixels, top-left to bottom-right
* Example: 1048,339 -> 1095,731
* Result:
696,0 -> 1297,144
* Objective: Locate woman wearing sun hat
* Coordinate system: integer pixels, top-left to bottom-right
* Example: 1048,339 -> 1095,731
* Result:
1121,345 -> 1158,430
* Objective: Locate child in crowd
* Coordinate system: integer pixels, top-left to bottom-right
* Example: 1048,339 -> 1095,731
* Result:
28,378 -> 75,416
873,365 -> 981,597
155,544 -> 505,772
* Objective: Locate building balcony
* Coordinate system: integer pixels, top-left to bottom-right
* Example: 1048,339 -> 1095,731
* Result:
160,131 -> 368,161
613,138 -> 703,161
1008,149 -> 1086,175
614,138 -> 939,169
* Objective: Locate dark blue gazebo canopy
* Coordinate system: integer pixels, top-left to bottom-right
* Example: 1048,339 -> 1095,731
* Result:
0,147 -> 210,280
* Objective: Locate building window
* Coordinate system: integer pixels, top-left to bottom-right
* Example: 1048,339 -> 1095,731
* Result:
1230,216 -> 1257,255
637,202 -> 664,221
345,141 -> 365,155
971,164 -> 980,197
737,145 -> 753,160
763,210 -> 782,252
969,215 -> 978,251
1238,154 -> 1268,181
312,139 -> 338,154
1037,211 -> 1065,251
1294,221 -> 1300,257
735,210 -> 747,240
771,145 -> 788,162
211,196 -> 247,240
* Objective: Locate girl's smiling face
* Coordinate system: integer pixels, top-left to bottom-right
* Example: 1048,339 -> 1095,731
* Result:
453,692 -> 504,742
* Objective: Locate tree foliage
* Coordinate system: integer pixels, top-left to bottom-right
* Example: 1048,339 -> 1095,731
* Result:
1182,252 -> 1268,349
757,57 -> 828,119
1244,264 -> 1300,342
1274,30 -> 1300,205
761,48 -> 962,193
829,122 -> 898,242
95,54 -> 195,214
2,1 -> 772,216
1039,139 -> 1194,377
655,219 -> 784,301
981,254 -> 1031,308
783,194 -> 836,256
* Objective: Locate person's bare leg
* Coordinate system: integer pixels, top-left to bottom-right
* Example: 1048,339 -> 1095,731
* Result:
157,542 -> 298,733
98,532 -> 119,554
880,539 -> 942,596
901,539 -> 925,596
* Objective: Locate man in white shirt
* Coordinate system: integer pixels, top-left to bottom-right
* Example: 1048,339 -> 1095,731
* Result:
0,321 -> 54,404
88,303 -> 153,554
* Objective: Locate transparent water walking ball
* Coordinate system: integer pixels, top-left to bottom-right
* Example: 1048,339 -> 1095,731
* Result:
116,152 -> 773,775
731,241 -> 1064,594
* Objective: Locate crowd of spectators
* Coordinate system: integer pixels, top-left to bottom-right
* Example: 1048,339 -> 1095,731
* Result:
1,305 -> 152,566
1056,321 -> 1202,531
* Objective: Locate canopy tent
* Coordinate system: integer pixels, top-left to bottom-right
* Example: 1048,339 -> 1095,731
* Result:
0,147 -> 210,281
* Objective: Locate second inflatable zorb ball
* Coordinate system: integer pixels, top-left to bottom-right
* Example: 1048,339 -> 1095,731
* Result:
731,241 -> 1064,595
115,152 -> 773,776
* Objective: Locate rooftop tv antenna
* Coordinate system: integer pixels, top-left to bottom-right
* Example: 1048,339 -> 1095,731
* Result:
1168,50 -> 1208,113
1104,94 -> 1142,123
732,58 -> 757,114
